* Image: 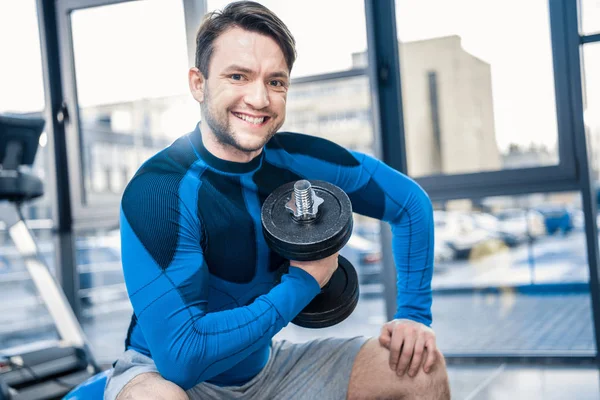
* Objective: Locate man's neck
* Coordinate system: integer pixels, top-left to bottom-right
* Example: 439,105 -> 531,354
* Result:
200,120 -> 263,163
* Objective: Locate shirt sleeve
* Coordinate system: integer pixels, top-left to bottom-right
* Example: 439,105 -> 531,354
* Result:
120,170 -> 320,390
266,134 -> 434,326
346,151 -> 434,326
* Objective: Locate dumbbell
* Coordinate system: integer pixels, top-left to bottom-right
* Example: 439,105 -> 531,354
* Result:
261,179 -> 359,328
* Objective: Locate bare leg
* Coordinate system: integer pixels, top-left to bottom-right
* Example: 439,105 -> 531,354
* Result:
115,372 -> 189,400
348,338 -> 450,400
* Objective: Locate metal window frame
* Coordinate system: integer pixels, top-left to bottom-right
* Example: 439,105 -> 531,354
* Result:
35,0 -> 205,311
582,33 -> 600,44
412,0 -> 580,201
37,0 -> 81,316
54,0 -> 205,231
363,0 -> 581,204
365,0 -> 600,363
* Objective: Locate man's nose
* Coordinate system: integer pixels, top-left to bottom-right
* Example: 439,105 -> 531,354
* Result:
243,81 -> 270,110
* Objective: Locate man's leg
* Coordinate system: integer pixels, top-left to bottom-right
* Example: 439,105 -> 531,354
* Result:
348,338 -> 450,400
115,372 -> 189,400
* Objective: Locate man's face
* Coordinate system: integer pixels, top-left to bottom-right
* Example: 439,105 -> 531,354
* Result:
195,27 -> 290,153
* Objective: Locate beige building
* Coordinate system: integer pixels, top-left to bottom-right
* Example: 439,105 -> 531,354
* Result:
284,35 -> 501,177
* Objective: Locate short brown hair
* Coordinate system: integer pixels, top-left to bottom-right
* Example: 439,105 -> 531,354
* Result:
195,1 -> 296,77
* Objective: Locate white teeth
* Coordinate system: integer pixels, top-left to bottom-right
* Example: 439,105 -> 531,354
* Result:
234,113 -> 265,125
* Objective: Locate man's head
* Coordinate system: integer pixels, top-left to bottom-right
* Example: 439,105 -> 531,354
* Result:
189,1 -> 296,156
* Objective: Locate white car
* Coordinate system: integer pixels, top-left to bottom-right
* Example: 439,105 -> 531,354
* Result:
434,211 -> 498,259
493,209 -> 546,241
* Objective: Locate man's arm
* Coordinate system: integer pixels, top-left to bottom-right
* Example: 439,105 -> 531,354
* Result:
345,151 -> 434,326
341,152 -> 440,377
120,172 -> 320,390
266,134 -> 434,323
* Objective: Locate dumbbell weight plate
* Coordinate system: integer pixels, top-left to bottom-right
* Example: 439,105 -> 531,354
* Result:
292,255 -> 359,328
275,255 -> 360,329
261,180 -> 353,261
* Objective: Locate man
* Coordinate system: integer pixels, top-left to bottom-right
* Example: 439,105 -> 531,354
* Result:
105,1 -> 450,399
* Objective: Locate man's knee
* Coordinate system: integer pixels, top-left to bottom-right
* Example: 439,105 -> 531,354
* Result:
349,339 -> 450,399
116,372 -> 189,400
406,350 -> 450,399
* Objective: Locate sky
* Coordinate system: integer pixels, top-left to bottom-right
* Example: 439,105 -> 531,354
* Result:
1,0 -> 599,153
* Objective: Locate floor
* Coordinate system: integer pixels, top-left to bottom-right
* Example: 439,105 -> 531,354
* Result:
446,364 -> 600,400
76,294 -> 600,400
2,230 -> 599,398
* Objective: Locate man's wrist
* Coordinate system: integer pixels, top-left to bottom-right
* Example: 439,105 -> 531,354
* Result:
266,268 -> 321,322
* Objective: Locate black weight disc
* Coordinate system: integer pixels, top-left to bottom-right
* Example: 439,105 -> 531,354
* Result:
261,180 -> 353,261
292,255 -> 359,329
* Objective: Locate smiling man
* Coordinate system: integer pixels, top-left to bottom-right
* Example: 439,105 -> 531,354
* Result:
105,1 -> 450,399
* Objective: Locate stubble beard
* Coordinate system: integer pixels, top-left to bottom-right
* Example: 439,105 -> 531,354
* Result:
200,89 -> 282,154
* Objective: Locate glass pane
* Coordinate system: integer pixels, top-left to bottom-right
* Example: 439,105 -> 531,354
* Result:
284,75 -> 374,154
77,229 -> 131,364
393,0 -> 559,177
431,192 -> 594,355
583,43 -> 600,182
581,0 -> 600,35
70,0 -> 199,206
206,0 -> 368,79
0,0 -> 45,113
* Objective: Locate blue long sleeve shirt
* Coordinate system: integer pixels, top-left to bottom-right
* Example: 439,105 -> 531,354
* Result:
119,124 -> 434,390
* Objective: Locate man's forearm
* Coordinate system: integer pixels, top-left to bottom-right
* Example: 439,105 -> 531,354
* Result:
139,267 -> 320,390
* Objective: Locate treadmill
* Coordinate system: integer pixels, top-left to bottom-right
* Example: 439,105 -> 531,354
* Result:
0,114 -> 99,400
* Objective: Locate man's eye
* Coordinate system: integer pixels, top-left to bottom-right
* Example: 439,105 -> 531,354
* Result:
269,80 -> 284,87
230,74 -> 243,80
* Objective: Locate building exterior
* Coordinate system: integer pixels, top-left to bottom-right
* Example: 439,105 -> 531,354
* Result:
350,35 -> 501,176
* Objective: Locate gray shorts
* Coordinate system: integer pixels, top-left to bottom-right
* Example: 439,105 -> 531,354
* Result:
104,337 -> 368,400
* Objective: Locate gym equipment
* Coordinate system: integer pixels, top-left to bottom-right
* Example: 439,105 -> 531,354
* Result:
261,180 -> 359,328
0,114 -> 99,399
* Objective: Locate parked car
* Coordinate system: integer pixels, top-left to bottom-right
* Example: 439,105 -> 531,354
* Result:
470,212 -> 524,247
535,205 -> 573,235
341,233 -> 382,286
355,218 -> 458,260
434,211 -> 502,259
493,209 -> 546,242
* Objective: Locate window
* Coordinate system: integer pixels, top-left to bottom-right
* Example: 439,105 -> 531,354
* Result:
68,0 -> 198,206
207,0 -> 368,78
394,0 -> 559,177
580,0 -> 600,35
583,43 -> 600,181
435,192 -> 592,355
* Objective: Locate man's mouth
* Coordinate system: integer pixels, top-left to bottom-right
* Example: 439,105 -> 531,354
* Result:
232,112 -> 271,126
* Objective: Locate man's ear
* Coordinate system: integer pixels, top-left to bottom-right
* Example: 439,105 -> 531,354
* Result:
189,67 -> 206,103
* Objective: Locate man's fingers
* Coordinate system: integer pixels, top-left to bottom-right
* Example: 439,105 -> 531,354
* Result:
396,334 -> 415,377
379,324 -> 392,348
408,336 -> 426,377
379,334 -> 391,348
423,339 -> 438,373
388,329 -> 404,370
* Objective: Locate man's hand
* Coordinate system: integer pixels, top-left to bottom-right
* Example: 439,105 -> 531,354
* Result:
290,252 -> 339,288
379,319 -> 437,378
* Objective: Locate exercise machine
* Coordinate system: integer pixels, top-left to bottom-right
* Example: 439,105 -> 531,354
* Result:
0,114 -> 99,399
